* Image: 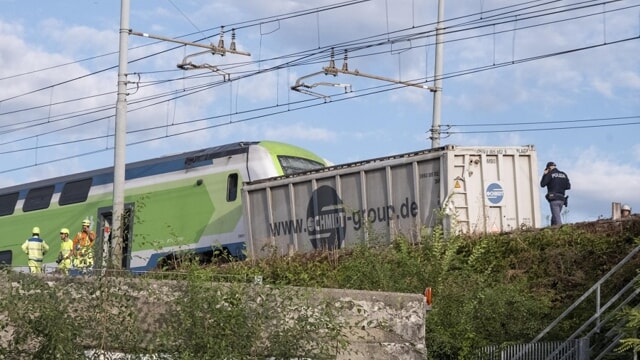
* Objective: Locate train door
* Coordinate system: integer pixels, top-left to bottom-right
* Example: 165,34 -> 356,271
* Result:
95,204 -> 133,270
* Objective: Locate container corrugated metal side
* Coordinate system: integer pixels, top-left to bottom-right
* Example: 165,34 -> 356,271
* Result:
241,145 -> 541,259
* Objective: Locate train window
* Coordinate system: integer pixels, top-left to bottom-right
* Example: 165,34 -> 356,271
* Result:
0,250 -> 11,266
278,156 -> 324,175
227,173 -> 238,202
23,185 -> 54,212
0,192 -> 19,216
59,178 -> 93,206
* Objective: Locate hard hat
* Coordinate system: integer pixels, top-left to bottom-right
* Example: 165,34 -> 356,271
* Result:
82,219 -> 91,226
60,228 -> 70,235
32,226 -> 40,234
622,204 -> 631,211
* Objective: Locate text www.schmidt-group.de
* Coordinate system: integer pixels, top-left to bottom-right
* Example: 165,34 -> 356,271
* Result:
268,197 -> 419,236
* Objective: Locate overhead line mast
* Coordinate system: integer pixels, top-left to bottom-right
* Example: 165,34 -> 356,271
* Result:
430,0 -> 445,148
113,0 -> 130,270
114,1 -> 249,270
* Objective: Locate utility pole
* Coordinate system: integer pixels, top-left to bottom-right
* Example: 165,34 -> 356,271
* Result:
111,2 -> 250,270
112,0 -> 130,270
430,0 -> 445,148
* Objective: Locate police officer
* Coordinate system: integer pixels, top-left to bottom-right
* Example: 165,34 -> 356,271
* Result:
540,161 -> 571,226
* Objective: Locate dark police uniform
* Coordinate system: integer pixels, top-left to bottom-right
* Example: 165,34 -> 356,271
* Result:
540,162 -> 571,226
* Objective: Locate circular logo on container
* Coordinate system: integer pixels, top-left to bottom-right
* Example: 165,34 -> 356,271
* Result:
306,185 -> 346,250
486,182 -> 504,205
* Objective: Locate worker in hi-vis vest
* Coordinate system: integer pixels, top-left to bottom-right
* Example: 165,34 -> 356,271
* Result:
21,226 -> 49,273
57,228 -> 73,275
72,219 -> 96,271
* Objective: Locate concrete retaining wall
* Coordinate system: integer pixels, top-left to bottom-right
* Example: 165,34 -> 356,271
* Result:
0,274 -> 425,359
313,288 -> 426,359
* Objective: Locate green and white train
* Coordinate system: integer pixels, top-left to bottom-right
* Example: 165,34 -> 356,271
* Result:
0,141 -> 327,273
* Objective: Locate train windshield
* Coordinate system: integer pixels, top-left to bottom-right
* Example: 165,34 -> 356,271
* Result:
278,156 -> 325,175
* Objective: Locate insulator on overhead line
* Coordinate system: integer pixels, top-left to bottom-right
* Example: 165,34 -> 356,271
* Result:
230,29 -> 237,51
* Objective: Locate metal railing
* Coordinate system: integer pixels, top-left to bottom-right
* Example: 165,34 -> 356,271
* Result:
476,338 -> 590,360
530,244 -> 640,345
498,244 -> 640,360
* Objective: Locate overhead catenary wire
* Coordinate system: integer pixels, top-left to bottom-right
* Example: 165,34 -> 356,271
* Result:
0,0 -> 638,174
2,64 -> 637,168
0,0 -> 370,101
449,115 -> 640,127
0,34 -> 637,160
443,119 -> 640,134
19,2 -> 638,99
3,27 -> 636,150
4,0 -> 635,136
0,0 -> 604,100
0,0 -> 624,117
2,38 -> 639,159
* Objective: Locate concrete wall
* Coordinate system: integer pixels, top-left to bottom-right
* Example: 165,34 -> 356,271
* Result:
316,288 -> 426,359
0,274 -> 426,359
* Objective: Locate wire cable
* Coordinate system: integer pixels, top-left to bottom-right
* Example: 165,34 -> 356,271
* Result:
1,0 -> 638,173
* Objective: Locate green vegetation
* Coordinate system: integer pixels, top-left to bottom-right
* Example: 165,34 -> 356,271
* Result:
1,217 -> 639,359
0,266 -> 352,359
208,218 -> 640,359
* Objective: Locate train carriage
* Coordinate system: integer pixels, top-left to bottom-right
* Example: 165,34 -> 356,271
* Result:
0,140 -> 326,273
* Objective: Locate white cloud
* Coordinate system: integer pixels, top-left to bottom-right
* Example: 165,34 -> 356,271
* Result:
263,122 -> 337,142
41,19 -> 119,56
633,144 -> 640,162
561,147 -> 640,219
591,77 -> 614,98
616,70 -> 640,90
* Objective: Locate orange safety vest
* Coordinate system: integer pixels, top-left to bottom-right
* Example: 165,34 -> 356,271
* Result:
73,231 -> 95,251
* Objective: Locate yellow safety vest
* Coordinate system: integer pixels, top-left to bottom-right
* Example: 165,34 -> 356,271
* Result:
22,236 -> 49,261
60,239 -> 73,258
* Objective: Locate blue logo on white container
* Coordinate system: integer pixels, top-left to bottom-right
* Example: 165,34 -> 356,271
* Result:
486,183 -> 504,205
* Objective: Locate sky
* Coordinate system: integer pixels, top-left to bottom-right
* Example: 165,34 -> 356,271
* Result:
0,0 -> 638,225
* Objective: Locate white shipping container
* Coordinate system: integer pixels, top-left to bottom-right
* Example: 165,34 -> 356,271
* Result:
242,144 -> 541,258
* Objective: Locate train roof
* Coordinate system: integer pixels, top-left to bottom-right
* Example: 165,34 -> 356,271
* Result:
246,143 -> 536,185
0,141 -> 259,194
